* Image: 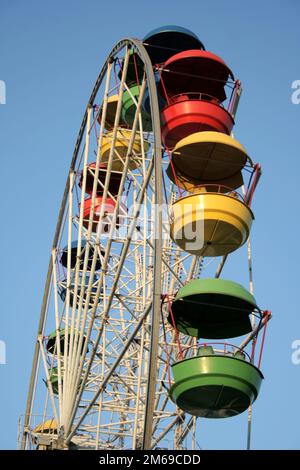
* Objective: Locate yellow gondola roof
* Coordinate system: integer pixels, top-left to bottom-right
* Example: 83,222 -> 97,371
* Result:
98,94 -> 127,129
33,419 -> 57,433
166,131 -> 249,190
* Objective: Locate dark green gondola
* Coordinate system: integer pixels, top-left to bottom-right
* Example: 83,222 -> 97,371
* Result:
170,352 -> 263,418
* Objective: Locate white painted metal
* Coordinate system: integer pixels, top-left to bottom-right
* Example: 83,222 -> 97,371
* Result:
20,39 -> 202,451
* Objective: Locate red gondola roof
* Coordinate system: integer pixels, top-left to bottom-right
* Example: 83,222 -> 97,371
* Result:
159,50 -> 235,103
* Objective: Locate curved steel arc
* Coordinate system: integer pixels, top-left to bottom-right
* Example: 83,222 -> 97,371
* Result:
21,38 -> 162,450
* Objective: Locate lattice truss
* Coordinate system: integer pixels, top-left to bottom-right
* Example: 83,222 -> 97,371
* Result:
20,42 -> 204,450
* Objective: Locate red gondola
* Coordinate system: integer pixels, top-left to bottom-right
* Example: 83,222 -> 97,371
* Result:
157,50 -> 239,148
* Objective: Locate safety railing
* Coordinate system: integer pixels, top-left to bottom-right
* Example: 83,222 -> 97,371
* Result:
181,342 -> 251,362
168,91 -> 223,107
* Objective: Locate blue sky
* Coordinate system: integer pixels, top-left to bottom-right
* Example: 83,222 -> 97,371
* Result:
1,0 -> 299,449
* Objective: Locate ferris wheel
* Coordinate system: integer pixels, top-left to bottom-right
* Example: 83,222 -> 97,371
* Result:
19,26 -> 271,451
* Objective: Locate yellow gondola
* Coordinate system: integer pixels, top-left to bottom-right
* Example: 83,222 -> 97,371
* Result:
101,130 -> 149,171
170,192 -> 254,257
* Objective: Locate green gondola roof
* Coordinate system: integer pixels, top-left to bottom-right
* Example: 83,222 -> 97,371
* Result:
169,278 -> 258,339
